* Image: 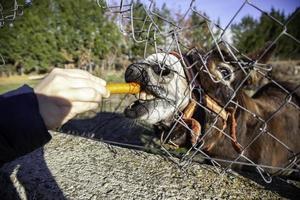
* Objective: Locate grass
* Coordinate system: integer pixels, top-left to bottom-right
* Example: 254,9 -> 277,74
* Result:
0,75 -> 39,94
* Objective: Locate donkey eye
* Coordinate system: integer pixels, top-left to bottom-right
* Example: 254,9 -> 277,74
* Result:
152,64 -> 171,76
218,66 -> 231,81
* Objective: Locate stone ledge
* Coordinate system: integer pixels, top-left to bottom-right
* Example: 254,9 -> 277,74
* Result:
0,131 -> 297,199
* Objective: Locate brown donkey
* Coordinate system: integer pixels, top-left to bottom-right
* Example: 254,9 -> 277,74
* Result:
167,46 -> 300,176
123,45 -> 299,176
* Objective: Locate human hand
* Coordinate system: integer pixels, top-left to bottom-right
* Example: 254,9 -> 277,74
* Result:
34,68 -> 110,130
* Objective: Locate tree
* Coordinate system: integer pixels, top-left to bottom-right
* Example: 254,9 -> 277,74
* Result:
0,0 -> 122,73
231,8 -> 300,59
179,8 -> 221,51
126,0 -> 171,59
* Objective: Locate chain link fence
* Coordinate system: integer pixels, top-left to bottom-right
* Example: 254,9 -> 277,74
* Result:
1,0 -> 299,184
98,0 -> 300,184
0,0 -> 32,67
0,0 -> 23,66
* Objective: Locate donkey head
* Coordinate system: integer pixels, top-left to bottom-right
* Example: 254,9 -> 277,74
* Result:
186,43 -> 276,107
166,43 -> 276,149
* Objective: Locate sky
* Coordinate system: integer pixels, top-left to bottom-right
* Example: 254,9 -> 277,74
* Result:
143,0 -> 300,28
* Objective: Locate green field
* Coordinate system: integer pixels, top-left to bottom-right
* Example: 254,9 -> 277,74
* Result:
0,76 -> 39,94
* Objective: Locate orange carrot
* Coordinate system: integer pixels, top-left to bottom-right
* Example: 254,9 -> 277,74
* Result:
106,82 -> 141,94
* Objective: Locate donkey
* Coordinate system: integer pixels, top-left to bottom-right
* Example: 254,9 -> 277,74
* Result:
124,45 -> 300,176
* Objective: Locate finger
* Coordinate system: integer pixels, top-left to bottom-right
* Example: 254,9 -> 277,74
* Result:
52,68 -> 90,78
63,76 -> 109,97
53,68 -> 106,85
89,74 -> 107,86
57,87 -> 102,102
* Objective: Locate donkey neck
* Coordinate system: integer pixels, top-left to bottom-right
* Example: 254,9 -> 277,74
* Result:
236,91 -> 262,117
234,91 -> 265,139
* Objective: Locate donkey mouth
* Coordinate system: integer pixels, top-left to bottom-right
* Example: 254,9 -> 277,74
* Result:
124,85 -> 173,119
125,99 -> 160,118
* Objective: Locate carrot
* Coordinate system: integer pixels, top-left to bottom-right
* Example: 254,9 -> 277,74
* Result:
106,82 -> 141,94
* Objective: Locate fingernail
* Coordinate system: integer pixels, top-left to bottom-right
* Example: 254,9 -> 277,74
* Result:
104,90 -> 110,98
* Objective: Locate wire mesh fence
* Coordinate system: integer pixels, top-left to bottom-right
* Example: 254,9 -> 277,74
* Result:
1,0 -> 299,184
98,0 -> 300,183
0,0 -> 32,67
0,0 -> 22,66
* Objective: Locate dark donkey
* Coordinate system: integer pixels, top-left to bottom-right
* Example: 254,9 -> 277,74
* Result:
167,45 -> 300,177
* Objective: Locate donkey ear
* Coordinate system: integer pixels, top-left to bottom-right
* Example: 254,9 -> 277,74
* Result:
247,42 -> 276,63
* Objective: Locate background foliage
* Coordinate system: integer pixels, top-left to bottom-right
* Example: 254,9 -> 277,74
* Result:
0,0 -> 122,73
231,8 -> 300,59
0,0 -> 299,75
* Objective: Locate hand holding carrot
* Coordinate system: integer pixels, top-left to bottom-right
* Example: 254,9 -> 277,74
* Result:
34,68 -> 110,129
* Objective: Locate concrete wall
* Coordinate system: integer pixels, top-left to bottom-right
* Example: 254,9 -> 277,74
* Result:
2,131 -> 298,199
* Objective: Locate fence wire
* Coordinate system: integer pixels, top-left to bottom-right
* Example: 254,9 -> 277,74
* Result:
98,0 -> 300,184
1,0 -> 299,184
0,0 -> 27,66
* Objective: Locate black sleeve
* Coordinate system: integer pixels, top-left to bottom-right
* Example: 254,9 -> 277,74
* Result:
0,85 -> 52,166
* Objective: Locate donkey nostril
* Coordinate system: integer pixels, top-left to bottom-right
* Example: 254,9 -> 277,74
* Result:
125,68 -> 136,82
125,63 -> 149,84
